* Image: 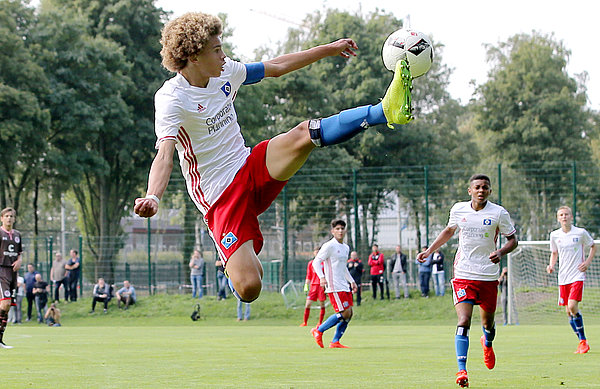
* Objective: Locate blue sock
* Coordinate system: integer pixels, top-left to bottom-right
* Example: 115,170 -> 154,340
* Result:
483,325 -> 496,347
569,316 -> 578,336
455,327 -> 469,371
332,319 -> 349,343
573,313 -> 586,340
320,103 -> 386,146
318,313 -> 343,333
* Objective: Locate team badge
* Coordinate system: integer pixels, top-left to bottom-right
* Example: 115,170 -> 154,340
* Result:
3,290 -> 10,297
483,218 -> 492,225
15,236 -> 20,243
457,288 -> 466,298
343,301 -> 349,308
573,237 -> 579,243
221,82 -> 232,97
221,232 -> 238,249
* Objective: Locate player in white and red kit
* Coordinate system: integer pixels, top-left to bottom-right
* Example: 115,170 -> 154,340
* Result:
417,175 -> 518,388
547,205 -> 596,354
0,208 -> 23,349
300,247 -> 326,327
310,220 -> 357,349
133,12 -> 415,303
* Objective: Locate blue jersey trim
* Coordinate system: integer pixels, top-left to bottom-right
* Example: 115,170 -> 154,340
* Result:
243,62 -> 265,85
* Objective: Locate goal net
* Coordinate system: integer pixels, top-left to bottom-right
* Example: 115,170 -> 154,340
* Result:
505,240 -> 600,325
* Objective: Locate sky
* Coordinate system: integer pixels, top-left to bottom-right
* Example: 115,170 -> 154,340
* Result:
155,0 -> 599,110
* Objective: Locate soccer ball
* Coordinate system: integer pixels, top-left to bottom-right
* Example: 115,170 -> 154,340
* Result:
381,28 -> 434,78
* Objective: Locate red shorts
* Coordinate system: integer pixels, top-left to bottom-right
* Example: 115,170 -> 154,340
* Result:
205,140 -> 287,264
328,291 -> 353,313
451,278 -> 498,313
559,281 -> 584,305
307,284 -> 326,302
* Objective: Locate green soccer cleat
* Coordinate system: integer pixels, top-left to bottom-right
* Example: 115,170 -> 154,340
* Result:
382,59 -> 413,127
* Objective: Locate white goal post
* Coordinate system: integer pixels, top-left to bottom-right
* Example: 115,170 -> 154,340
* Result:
506,240 -> 600,325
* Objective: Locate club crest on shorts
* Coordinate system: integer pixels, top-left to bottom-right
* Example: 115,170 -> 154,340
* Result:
221,232 -> 238,249
457,288 -> 466,298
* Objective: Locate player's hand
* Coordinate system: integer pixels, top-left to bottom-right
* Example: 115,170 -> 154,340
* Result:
134,197 -> 158,218
488,250 -> 501,264
319,277 -> 327,289
578,262 -> 589,272
416,251 -> 428,263
12,257 -> 22,272
351,282 -> 358,293
546,264 -> 554,274
327,38 -> 358,59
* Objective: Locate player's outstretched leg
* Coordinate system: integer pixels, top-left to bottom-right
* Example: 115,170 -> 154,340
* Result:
382,60 -> 413,127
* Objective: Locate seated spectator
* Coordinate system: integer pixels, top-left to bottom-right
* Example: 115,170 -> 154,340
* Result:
44,302 -> 61,326
90,278 -> 110,314
32,274 -> 49,323
116,280 -> 136,310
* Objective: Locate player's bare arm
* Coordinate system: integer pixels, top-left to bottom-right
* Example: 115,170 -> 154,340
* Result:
417,226 -> 457,262
134,139 -> 176,218
263,38 -> 358,78
12,255 -> 22,272
547,251 -> 558,273
489,234 -> 518,264
578,243 -> 596,272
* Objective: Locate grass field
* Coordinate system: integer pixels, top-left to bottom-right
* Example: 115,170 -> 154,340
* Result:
4,293 -> 600,388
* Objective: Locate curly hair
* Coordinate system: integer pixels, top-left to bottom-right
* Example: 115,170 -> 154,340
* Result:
160,12 -> 223,72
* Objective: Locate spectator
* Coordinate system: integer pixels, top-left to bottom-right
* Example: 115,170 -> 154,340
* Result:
65,249 -> 81,302
431,249 -> 446,296
116,280 -> 136,310
346,251 -> 364,306
368,244 -> 385,300
50,252 -> 69,302
215,259 -> 227,300
390,245 -> 409,299
90,278 -> 110,314
189,249 -> 204,299
44,302 -> 61,326
8,276 -> 24,324
237,300 -> 251,321
416,246 -> 433,298
24,263 -> 39,321
33,273 -> 49,323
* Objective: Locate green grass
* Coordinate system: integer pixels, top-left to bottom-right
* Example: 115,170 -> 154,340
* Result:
5,292 -> 600,388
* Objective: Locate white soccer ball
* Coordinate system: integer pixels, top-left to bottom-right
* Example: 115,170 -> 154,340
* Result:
381,28 -> 434,78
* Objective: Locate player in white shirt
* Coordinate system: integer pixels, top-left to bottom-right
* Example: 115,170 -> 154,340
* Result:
133,12 -> 415,303
417,174 -> 518,388
310,220 -> 357,349
547,205 -> 596,354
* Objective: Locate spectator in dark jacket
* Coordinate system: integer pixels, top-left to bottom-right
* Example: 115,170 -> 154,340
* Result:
390,245 -> 409,299
431,249 -> 446,296
24,263 -> 39,322
347,251 -> 364,305
90,278 -> 110,314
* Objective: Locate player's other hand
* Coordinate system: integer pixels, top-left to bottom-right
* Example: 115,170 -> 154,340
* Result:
577,262 -> 589,272
488,250 -> 501,264
416,251 -> 428,263
546,264 -> 554,274
327,38 -> 358,59
134,197 -> 158,218
351,282 -> 358,293
319,277 -> 327,289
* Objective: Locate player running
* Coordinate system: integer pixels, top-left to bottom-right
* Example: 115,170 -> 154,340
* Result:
547,205 -> 596,354
417,174 -> 518,388
300,247 -> 326,327
310,220 -> 357,349
0,208 -> 23,349
134,12 -> 414,303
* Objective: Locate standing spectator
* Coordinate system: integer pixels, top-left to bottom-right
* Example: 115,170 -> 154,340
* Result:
416,246 -> 433,297
237,300 -> 251,321
432,249 -> 446,296
300,248 -> 326,327
368,244 -> 385,300
33,273 -> 49,323
215,259 -> 227,301
347,251 -> 364,306
8,275 -> 24,324
50,252 -> 69,302
44,302 -> 61,326
0,207 -> 23,348
65,249 -> 81,302
188,249 -> 204,299
390,245 -> 409,299
90,278 -> 110,314
116,280 -> 136,310
24,263 -> 39,322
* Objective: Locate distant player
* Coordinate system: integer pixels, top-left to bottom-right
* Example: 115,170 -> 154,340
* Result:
310,220 -> 357,349
547,205 -> 596,354
300,247 -> 326,327
133,12 -> 414,303
0,207 -> 23,349
417,174 -> 518,388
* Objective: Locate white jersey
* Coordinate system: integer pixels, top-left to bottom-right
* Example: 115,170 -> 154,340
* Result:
154,58 -> 250,215
550,226 -> 594,285
448,201 -> 516,281
313,238 -> 353,293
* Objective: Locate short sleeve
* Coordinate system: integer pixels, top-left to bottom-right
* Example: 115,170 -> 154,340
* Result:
225,58 -> 248,90
549,232 -> 557,252
582,229 -> 595,247
154,90 -> 183,149
447,203 -> 459,228
498,208 -> 516,236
